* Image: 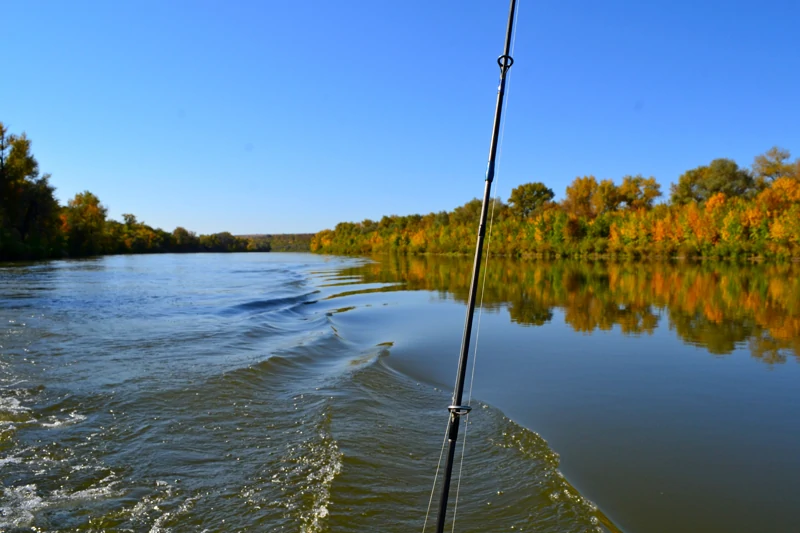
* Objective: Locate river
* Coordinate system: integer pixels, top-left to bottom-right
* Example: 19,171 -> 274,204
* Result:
1,253 -> 798,532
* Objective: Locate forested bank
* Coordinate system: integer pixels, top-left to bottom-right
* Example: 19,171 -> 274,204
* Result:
239,234 -> 313,252
0,122 -> 307,260
311,148 -> 800,260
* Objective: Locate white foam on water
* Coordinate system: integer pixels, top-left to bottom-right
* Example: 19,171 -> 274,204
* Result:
41,411 -> 87,428
0,395 -> 31,415
299,431 -> 343,533
0,454 -> 24,467
263,406 -> 344,533
148,494 -> 201,533
0,484 -> 45,529
128,484 -> 175,523
52,473 -> 122,502
0,467 -> 123,529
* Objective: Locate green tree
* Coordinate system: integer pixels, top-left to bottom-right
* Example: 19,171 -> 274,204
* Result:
17,173 -> 60,250
562,176 -> 599,219
670,158 -> 755,204
592,179 -> 621,216
172,226 -> 199,251
452,198 -> 482,225
0,124 -> 38,229
199,231 -> 248,252
752,146 -> 794,188
508,182 -> 554,219
61,191 -> 108,256
562,176 -> 621,219
618,175 -> 661,209
0,123 -> 62,258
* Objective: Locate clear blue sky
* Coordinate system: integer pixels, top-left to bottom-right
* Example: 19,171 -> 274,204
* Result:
3,1 -> 799,235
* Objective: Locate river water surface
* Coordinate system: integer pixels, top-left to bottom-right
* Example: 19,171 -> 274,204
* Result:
1,253 -> 799,532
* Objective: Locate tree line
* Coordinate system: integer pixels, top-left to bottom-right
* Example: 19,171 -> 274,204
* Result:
311,147 -> 800,260
0,122 -> 309,261
238,233 -> 314,252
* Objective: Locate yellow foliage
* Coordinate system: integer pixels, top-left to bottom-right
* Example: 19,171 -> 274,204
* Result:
705,192 -> 726,214
720,211 -> 742,243
772,176 -> 800,202
619,220 -> 638,243
769,219 -> 788,242
410,230 -> 426,248
757,177 -> 800,213
653,219 -> 668,243
743,207 -> 763,229
609,223 -> 621,244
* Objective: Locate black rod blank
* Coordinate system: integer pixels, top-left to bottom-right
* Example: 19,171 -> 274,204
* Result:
433,1 -> 518,532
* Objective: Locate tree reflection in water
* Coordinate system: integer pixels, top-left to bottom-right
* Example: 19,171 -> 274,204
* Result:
334,256 -> 800,364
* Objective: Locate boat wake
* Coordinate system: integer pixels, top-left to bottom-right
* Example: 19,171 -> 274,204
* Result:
0,254 -> 619,532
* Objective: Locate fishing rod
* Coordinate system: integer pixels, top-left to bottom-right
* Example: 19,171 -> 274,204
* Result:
434,0 -> 517,531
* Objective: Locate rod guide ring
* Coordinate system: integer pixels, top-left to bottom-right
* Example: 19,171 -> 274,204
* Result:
448,405 -> 473,416
497,54 -> 514,69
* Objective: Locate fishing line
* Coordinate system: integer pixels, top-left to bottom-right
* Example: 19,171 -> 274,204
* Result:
450,2 -> 520,530
430,1 -> 518,530
422,423 -> 453,533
